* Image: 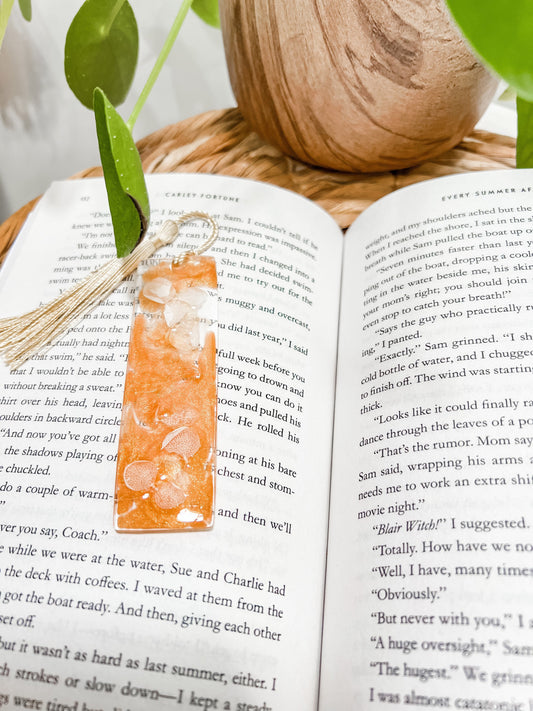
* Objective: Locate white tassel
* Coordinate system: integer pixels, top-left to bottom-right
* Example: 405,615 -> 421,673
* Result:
0,213 -> 218,371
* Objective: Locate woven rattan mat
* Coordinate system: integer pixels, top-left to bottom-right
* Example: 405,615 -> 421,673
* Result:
0,107 -> 516,265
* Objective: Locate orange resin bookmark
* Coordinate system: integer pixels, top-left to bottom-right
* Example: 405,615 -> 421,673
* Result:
114,255 -> 217,532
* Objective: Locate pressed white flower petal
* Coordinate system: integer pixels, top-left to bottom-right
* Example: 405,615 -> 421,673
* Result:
143,277 -> 175,304
164,298 -> 191,327
161,426 -> 201,458
123,460 -> 157,491
168,315 -> 201,352
153,481 -> 185,510
179,286 -> 207,308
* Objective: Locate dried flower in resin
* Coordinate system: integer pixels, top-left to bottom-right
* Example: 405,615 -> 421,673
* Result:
114,256 -> 217,532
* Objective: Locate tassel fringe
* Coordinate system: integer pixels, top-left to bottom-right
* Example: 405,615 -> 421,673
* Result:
0,213 -> 217,371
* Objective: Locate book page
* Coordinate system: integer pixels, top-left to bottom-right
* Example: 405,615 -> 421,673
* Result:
320,169 -> 533,708
0,174 -> 342,709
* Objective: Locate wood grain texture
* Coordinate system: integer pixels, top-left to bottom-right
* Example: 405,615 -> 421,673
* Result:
0,108 -> 515,266
219,0 -> 499,171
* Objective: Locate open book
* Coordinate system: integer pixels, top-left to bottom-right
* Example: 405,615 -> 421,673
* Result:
0,168 -> 532,710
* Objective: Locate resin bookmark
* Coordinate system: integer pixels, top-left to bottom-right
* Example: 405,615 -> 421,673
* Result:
114,254 -> 217,532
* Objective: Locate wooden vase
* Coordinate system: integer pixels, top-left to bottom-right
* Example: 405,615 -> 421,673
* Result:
219,0 -> 499,172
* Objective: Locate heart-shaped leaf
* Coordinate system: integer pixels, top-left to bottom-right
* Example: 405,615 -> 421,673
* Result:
445,0 -> 533,102
18,0 -> 31,21
192,0 -> 220,28
94,88 -> 150,257
65,0 -> 138,109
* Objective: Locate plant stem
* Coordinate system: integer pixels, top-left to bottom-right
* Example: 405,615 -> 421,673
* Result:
101,0 -> 126,38
0,0 -> 15,51
127,0 -> 194,131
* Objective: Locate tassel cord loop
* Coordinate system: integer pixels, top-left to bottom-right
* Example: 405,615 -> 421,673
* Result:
0,212 -> 218,370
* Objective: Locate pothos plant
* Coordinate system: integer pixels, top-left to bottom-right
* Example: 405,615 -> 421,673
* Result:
445,0 -> 533,169
0,0 -> 219,257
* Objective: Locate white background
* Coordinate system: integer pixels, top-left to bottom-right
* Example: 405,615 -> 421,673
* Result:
0,1 -> 516,225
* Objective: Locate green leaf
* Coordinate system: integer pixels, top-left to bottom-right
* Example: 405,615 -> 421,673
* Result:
93,88 -> 150,257
18,0 -> 31,21
516,97 -> 533,168
445,0 -> 533,102
192,0 -> 220,28
0,0 -> 16,51
65,0 -> 138,109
